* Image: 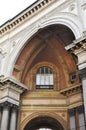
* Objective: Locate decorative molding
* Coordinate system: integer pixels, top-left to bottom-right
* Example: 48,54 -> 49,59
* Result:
0,0 -> 54,37
60,84 -> 82,96
69,3 -> 76,12
0,101 -> 18,109
30,61 -> 59,91
0,76 -> 28,92
0,77 -> 28,106
0,101 -> 19,111
20,111 -> 67,130
0,48 -> 7,58
0,101 -> 13,108
65,37 -> 86,51
81,3 -> 86,10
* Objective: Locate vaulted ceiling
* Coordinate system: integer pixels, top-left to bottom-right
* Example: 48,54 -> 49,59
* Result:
13,24 -> 80,90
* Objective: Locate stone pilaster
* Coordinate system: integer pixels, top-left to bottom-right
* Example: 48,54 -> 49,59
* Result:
0,77 -> 28,130
0,106 -> 2,130
72,42 -> 86,122
79,68 -> 86,122
9,105 -> 18,130
65,40 -> 86,123
0,102 -> 11,130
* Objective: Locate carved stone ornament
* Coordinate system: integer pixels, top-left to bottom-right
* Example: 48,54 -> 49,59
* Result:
0,48 -> 7,58
69,4 -> 75,11
0,101 -> 13,109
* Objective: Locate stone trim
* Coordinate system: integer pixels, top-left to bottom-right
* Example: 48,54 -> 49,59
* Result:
60,83 -> 82,96
0,76 -> 28,92
0,77 -> 28,106
65,37 -> 86,51
28,61 -> 59,91
20,111 -> 67,130
0,0 -> 54,37
0,101 -> 18,109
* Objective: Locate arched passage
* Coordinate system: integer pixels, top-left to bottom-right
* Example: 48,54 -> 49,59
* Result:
24,116 -> 64,130
13,24 -> 80,130
5,13 -> 82,77
13,24 -> 79,90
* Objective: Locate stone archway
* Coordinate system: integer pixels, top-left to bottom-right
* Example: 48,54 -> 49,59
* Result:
6,13 -> 82,77
24,116 -> 64,130
20,112 -> 67,130
13,24 -> 80,130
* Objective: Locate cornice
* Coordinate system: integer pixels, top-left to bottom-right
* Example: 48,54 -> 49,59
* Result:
0,76 -> 28,106
0,76 -> 28,92
65,36 -> 86,51
60,83 -> 82,96
0,0 -> 55,37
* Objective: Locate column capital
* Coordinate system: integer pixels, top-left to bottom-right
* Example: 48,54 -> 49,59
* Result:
77,105 -> 84,113
12,104 -> 19,111
0,101 -> 13,108
68,108 -> 75,116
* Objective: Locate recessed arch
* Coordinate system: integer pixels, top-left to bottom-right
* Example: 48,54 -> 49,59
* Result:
6,13 -> 82,77
24,116 -> 64,130
25,61 -> 59,90
20,112 -> 67,130
12,24 -> 80,90
40,13 -> 82,39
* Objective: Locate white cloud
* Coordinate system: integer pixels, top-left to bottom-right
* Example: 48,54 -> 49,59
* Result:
0,0 -> 36,26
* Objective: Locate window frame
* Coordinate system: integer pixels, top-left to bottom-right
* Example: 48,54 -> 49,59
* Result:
32,62 -> 59,91
36,66 -> 54,89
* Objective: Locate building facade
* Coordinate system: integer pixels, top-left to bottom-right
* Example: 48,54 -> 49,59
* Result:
0,0 -> 86,130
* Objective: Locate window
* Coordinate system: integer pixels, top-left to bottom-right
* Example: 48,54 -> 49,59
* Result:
68,106 -> 85,130
36,66 -> 53,89
69,73 -> 76,83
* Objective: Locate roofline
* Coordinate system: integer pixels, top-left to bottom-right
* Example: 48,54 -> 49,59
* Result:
0,0 -> 54,37
0,0 -> 39,28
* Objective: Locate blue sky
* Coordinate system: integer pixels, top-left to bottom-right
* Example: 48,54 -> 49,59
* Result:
0,0 -> 36,26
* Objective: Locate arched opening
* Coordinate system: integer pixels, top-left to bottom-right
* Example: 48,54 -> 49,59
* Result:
13,24 -> 81,130
24,116 -> 64,130
13,24 -> 79,90
36,66 -> 53,89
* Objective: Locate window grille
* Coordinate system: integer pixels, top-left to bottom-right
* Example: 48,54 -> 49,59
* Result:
36,66 -> 53,89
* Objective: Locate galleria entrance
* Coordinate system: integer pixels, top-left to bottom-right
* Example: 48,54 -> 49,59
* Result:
24,116 -> 64,130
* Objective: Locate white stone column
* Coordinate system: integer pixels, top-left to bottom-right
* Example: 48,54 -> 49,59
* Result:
0,102 -> 10,130
0,107 -> 2,130
9,105 -> 18,130
79,68 -> 86,122
0,77 -> 28,130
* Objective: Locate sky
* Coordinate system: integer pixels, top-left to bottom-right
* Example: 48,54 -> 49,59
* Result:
0,0 -> 37,26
